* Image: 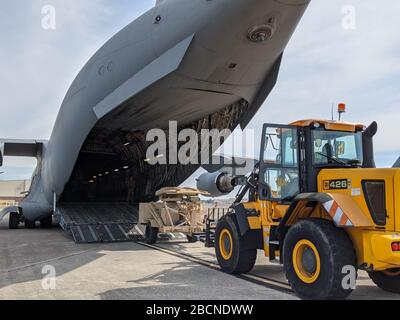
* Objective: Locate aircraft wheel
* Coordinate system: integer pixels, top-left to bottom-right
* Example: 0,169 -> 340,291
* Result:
25,219 -> 36,229
368,268 -> 400,294
283,219 -> 356,300
9,212 -> 20,229
40,216 -> 53,229
186,235 -> 197,243
145,223 -> 159,244
215,215 -> 257,274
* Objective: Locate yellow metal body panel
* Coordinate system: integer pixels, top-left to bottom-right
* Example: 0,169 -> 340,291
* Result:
318,168 -> 400,269
347,229 -> 400,271
243,200 -> 280,257
395,170 -> 400,233
290,119 -> 365,132
325,193 -> 373,227
318,168 -> 398,232
235,167 -> 400,271
247,216 -> 262,230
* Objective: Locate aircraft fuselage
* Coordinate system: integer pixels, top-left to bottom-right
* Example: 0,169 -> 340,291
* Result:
14,0 -> 310,220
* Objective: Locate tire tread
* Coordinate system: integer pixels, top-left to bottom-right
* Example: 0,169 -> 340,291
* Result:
283,219 -> 356,300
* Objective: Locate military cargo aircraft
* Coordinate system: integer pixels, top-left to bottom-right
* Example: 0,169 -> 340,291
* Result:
0,0 -> 310,242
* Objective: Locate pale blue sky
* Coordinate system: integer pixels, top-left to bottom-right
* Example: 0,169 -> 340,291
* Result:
0,0 -> 399,181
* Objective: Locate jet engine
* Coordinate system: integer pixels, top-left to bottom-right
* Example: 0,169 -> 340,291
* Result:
196,171 -> 243,197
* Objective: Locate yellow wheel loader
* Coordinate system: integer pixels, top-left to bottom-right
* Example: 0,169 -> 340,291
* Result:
202,118 -> 400,299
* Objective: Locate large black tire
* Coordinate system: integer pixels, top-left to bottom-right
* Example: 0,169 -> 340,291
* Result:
40,216 -> 53,229
9,212 -> 19,229
368,269 -> 400,294
215,215 -> 257,274
187,235 -> 197,243
283,219 -> 356,300
25,219 -> 36,229
145,223 -> 159,245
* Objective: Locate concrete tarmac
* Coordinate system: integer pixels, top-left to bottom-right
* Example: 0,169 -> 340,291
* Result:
0,217 -> 399,300
0,218 -> 293,300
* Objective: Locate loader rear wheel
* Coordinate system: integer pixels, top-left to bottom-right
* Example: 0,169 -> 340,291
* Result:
145,223 -> 159,245
9,212 -> 20,229
215,215 -> 257,274
283,219 -> 356,300
368,268 -> 400,294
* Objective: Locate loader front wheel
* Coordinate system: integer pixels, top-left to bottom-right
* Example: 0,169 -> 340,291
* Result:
368,268 -> 400,294
215,215 -> 257,274
283,219 -> 356,300
144,223 -> 159,245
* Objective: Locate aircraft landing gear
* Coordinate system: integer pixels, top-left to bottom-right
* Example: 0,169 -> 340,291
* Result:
25,219 -> 36,229
40,216 -> 53,229
9,212 -> 20,229
8,212 -> 52,230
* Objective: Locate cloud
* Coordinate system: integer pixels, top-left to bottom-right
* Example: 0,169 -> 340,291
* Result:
0,0 -> 154,178
245,0 -> 400,165
0,0 -> 155,139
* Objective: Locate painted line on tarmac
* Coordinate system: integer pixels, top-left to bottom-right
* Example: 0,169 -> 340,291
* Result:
0,249 -> 93,275
137,241 -> 294,295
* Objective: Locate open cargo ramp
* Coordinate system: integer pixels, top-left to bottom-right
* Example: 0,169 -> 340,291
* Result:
55,202 -> 144,243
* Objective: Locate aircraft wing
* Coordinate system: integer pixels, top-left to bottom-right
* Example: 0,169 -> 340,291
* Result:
0,139 -> 47,166
394,157 -> 400,168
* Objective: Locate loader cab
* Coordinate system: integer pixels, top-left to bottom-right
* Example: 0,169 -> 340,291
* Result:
258,120 -> 366,202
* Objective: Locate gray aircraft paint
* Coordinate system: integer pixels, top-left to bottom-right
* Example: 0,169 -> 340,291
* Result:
0,0 -> 310,221
394,157 -> 400,168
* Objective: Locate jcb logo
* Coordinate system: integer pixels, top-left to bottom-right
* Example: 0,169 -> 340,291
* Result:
342,265 -> 357,290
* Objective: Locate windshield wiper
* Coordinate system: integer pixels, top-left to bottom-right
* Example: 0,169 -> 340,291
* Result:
316,152 -> 347,165
345,159 -> 362,166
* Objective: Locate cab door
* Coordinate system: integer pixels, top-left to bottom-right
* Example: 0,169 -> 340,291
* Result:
258,124 -> 301,208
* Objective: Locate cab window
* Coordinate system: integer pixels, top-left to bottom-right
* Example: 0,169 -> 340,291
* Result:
312,130 -> 363,165
260,126 -> 300,201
